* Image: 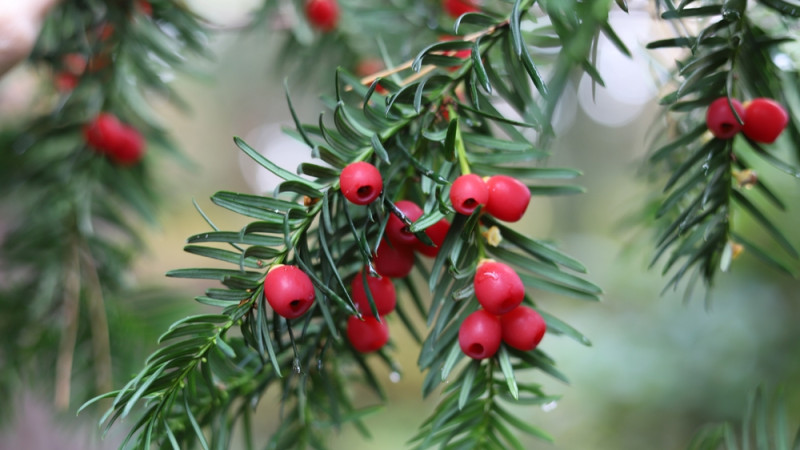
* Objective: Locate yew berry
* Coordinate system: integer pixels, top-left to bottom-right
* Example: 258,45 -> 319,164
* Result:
374,239 -> 415,278
347,315 -> 389,353
356,59 -> 388,95
443,0 -> 480,18
706,97 -> 745,139
84,114 -> 146,166
742,98 -> 789,144
264,265 -> 316,319
458,309 -> 502,359
84,113 -> 124,153
415,219 -> 450,258
110,127 -> 146,166
137,0 -> 153,16
306,0 -> 340,32
450,174 -> 488,215
485,175 -> 530,222
386,200 -> 423,246
474,260 -> 524,315
340,161 -> 382,205
500,305 -> 546,351
351,270 -> 396,316
54,73 -> 79,92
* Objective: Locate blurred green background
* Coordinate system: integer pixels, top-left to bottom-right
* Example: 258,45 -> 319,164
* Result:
2,1 -> 799,449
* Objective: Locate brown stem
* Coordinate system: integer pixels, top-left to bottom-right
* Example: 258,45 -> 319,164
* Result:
54,243 -> 80,410
81,243 -> 112,400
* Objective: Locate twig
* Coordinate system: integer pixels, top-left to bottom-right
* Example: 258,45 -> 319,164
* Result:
54,242 -> 80,410
81,242 -> 112,401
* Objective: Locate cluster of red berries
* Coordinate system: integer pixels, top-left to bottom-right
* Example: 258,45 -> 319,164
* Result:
305,0 -> 340,32
459,260 -> 546,359
84,113 -> 146,166
449,173 -> 531,221
706,97 -> 789,143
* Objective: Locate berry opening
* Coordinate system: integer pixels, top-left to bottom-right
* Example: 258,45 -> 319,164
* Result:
462,198 -> 477,209
289,299 -> 305,312
468,343 -> 484,355
357,185 -> 373,200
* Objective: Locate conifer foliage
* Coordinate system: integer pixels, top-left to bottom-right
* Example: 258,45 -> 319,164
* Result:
1,0 -> 799,448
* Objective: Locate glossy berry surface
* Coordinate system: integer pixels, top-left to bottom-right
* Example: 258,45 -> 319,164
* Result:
742,98 -> 789,144
458,309 -> 502,359
450,174 -> 488,215
485,175 -> 530,222
340,161 -> 383,205
443,0 -> 480,18
415,219 -> 451,257
305,0 -> 339,32
373,239 -> 415,278
386,200 -> 423,246
264,265 -> 316,319
500,305 -> 546,351
474,260 -> 524,315
706,97 -> 745,139
347,315 -> 389,353
84,113 -> 146,165
84,113 -> 123,152
351,270 -> 396,316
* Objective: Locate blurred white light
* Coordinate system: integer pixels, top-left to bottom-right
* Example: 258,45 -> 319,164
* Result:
238,122 -> 317,195
578,11 -> 658,127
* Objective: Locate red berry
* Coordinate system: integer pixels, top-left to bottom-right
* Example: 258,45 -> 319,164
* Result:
706,97 -> 745,139
305,0 -> 339,32
473,260 -> 524,315
109,126 -> 146,166
386,200 -> 423,246
62,53 -> 87,75
450,174 -> 488,215
356,59 -> 388,94
443,0 -> 480,18
340,161 -> 383,205
458,309 -> 501,359
84,113 -> 123,153
415,219 -> 450,257
500,305 -> 546,351
742,98 -> 789,144
485,175 -> 530,222
138,0 -> 153,16
438,36 -> 471,72
347,315 -> 389,353
54,72 -> 79,92
351,270 -> 396,316
373,239 -> 415,278
264,265 -> 316,319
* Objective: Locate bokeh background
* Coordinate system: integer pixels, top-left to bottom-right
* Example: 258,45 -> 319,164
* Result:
1,1 -> 799,449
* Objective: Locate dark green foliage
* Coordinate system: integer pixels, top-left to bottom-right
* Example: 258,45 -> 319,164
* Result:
0,0 -> 208,409
87,1 -> 612,446
646,0 -> 800,296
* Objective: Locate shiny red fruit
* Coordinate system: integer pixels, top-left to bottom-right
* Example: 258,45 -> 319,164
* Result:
54,72 -> 79,92
340,161 -> 383,205
415,219 -> 450,258
450,174 -> 488,215
110,127 -> 146,166
742,98 -> 789,144
386,200 -> 423,246
443,0 -> 480,18
500,305 -> 546,351
485,175 -> 530,222
347,315 -> 389,353
373,239 -> 415,278
458,309 -> 501,359
706,97 -> 744,139
264,265 -> 316,319
474,260 -> 524,315
84,113 -> 124,153
351,270 -> 396,316
306,0 -> 339,32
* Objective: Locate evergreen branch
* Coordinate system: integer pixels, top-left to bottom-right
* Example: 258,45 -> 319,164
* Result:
647,4 -> 800,294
